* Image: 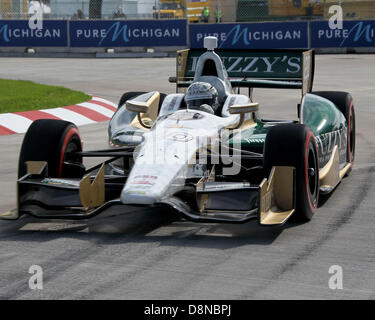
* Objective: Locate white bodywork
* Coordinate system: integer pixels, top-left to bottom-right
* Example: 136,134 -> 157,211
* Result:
121,109 -> 245,205
121,36 -> 252,205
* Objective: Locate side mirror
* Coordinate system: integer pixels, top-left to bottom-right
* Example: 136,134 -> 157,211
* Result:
125,92 -> 160,129
126,100 -> 149,114
229,103 -> 259,115
228,103 -> 259,129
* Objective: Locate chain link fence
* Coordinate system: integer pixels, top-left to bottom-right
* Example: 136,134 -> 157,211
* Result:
237,0 -> 375,22
1,0 -> 375,21
0,0 -> 153,20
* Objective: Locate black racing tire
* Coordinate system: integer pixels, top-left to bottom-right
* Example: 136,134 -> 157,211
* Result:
117,91 -> 167,113
18,119 -> 83,179
264,123 -> 319,222
312,91 -> 355,164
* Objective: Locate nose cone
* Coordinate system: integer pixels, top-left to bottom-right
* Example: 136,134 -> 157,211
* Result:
121,192 -> 158,205
120,163 -> 185,205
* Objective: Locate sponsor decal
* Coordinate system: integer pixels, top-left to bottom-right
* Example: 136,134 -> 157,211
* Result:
126,190 -> 147,195
129,175 -> 158,189
311,20 -> 375,47
184,51 -> 303,79
41,178 -> 80,187
190,22 -> 308,49
315,129 -> 347,166
203,182 -> 251,191
0,20 -> 67,46
245,134 -> 266,144
70,20 -> 187,47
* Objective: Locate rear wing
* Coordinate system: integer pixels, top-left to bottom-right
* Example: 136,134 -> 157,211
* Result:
169,48 -> 315,96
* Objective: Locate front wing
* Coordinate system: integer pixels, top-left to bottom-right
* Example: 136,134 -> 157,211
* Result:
0,159 -> 296,227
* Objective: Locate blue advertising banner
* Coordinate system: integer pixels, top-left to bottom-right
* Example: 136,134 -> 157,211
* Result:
70,20 -> 187,47
311,20 -> 375,48
0,20 -> 67,47
189,22 -> 308,49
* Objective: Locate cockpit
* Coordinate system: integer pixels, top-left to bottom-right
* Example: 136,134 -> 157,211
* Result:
189,36 -> 234,114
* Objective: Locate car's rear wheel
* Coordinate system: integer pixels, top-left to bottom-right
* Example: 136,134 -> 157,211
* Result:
18,119 -> 84,178
264,123 -> 319,222
311,91 -> 356,165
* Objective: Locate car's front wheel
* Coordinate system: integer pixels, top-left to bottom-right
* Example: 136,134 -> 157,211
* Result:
263,123 -> 320,221
18,119 -> 84,178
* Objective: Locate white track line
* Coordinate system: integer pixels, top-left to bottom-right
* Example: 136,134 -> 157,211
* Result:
41,108 -> 95,126
77,102 -> 115,118
0,113 -> 33,133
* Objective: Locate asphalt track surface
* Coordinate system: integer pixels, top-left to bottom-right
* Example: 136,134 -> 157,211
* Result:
0,55 -> 374,299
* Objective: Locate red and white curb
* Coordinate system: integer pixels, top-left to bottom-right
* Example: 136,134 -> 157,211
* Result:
0,96 -> 117,136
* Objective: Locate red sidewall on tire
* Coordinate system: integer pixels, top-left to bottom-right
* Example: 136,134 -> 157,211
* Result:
18,119 -> 82,178
264,123 -> 319,221
58,126 -> 81,177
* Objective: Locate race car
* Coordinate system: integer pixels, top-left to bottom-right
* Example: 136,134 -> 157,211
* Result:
0,37 -> 355,226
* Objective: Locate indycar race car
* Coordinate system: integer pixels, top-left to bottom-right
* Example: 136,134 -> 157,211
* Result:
0,37 -> 355,226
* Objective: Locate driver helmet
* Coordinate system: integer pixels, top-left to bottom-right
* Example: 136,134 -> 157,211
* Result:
184,82 -> 219,114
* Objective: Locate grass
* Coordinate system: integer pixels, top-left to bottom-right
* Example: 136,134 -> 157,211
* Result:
0,79 -> 91,113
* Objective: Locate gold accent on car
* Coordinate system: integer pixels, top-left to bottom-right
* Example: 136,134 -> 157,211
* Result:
259,166 -> 295,225
227,103 -> 259,130
319,145 -> 353,192
302,50 -> 313,96
0,208 -> 19,220
319,145 -> 340,190
196,165 -> 215,213
176,49 -> 189,85
128,91 -> 160,129
79,164 -> 105,209
26,161 -> 47,175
